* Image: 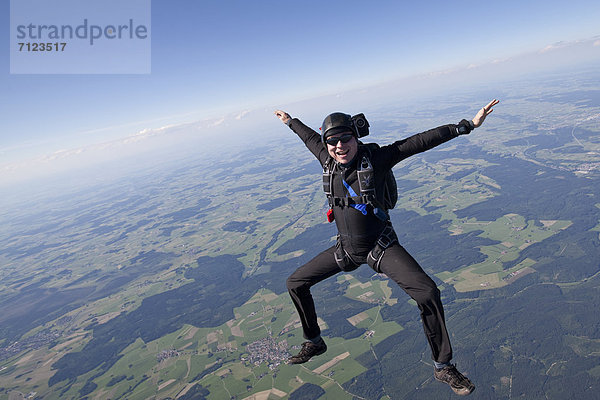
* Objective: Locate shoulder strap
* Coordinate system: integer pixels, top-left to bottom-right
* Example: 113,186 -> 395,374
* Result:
359,143 -> 396,216
323,157 -> 335,207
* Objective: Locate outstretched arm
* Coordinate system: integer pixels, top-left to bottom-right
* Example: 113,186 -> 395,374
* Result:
274,110 -> 329,166
381,99 -> 500,168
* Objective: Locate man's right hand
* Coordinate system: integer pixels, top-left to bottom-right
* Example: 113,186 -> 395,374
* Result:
274,110 -> 291,124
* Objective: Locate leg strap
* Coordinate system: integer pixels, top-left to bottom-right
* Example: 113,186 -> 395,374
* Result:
367,222 -> 398,273
334,236 -> 360,272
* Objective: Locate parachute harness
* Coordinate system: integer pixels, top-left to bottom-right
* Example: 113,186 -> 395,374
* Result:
323,152 -> 388,222
322,146 -> 398,272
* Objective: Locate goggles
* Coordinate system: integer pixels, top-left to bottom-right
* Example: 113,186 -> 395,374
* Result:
325,133 -> 354,146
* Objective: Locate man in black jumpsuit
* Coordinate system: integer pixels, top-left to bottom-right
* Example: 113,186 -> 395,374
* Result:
274,99 -> 498,396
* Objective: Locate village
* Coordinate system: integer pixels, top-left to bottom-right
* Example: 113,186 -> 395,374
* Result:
243,335 -> 290,370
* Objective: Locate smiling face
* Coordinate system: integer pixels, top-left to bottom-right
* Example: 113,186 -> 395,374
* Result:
325,131 -> 358,164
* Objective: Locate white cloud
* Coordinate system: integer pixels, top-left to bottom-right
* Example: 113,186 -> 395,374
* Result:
235,110 -> 250,120
539,40 -> 577,53
0,118 -> 209,186
210,117 -> 226,127
122,136 -> 147,144
492,57 -> 511,64
0,107 -> 261,185
39,148 -> 85,162
594,40 -> 600,47
134,128 -> 153,136
540,45 -> 556,53
425,68 -> 454,77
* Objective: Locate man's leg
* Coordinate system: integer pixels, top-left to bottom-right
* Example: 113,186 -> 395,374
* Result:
286,246 -> 340,363
377,243 -> 452,363
287,245 -> 341,340
377,243 -> 474,395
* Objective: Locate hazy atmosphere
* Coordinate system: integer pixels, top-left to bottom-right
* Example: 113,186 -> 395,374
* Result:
2,0 -> 599,188
1,1 -> 600,399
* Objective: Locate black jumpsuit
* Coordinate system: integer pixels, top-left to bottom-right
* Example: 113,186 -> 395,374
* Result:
286,118 -> 467,364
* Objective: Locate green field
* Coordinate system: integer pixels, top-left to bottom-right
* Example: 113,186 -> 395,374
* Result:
27,283 -> 404,400
435,213 -> 571,291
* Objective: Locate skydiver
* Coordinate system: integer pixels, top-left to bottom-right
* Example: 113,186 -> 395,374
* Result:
274,99 -> 499,396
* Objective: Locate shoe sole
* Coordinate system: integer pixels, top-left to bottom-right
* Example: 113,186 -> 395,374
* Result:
452,386 -> 475,396
434,376 -> 475,396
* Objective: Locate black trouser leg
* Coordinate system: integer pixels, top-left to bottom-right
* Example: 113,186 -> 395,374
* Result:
377,243 -> 453,363
287,246 -> 341,340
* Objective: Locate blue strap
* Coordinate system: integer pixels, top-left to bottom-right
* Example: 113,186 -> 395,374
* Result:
342,179 -> 368,215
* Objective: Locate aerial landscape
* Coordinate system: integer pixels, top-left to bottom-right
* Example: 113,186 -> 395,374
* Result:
1,60 -> 599,399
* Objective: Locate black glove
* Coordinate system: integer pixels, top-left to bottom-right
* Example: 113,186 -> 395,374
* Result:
457,119 -> 475,135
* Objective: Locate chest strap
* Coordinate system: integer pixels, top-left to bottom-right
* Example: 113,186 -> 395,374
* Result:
331,195 -> 374,208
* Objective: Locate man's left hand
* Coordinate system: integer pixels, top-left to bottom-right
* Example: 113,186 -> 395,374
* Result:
472,99 -> 499,128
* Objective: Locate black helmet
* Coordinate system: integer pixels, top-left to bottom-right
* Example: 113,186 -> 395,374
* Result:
321,112 -> 356,143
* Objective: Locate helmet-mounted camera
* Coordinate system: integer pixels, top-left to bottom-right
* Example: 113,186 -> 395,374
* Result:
321,112 -> 370,143
351,113 -> 369,138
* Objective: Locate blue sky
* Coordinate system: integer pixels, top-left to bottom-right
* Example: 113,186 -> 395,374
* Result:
1,0 -> 599,171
